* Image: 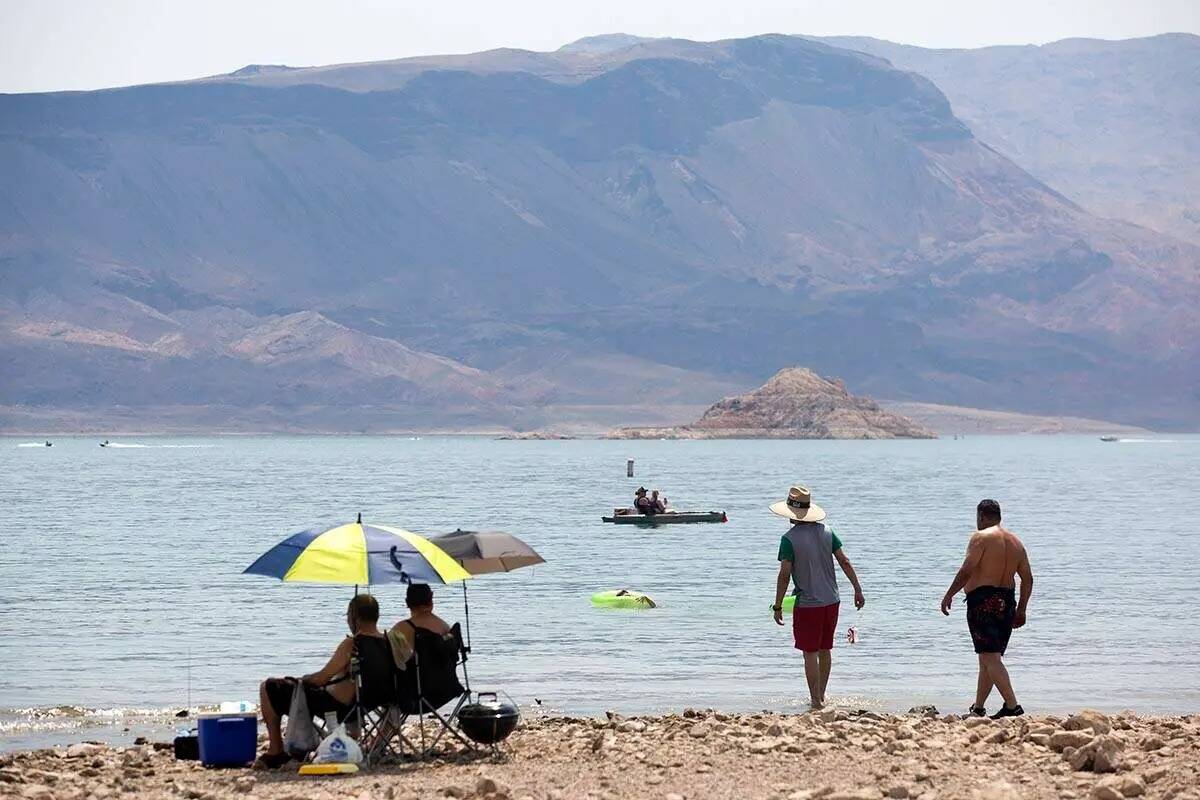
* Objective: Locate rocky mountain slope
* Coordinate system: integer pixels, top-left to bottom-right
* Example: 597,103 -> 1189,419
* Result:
611,367 -> 936,439
1,34 -> 1197,430
821,34 -> 1200,245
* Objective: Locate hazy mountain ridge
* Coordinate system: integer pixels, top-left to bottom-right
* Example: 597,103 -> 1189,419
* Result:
818,33 -> 1200,245
1,34 -> 1197,431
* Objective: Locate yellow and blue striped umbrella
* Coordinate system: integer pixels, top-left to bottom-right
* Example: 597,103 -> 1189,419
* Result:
243,517 -> 471,586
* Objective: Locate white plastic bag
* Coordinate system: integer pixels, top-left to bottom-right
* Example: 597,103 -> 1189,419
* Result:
283,683 -> 320,757
314,723 -> 363,764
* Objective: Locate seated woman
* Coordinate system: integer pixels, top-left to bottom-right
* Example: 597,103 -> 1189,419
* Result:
256,593 -> 388,768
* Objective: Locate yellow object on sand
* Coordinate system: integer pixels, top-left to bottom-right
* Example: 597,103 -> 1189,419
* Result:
299,763 -> 360,775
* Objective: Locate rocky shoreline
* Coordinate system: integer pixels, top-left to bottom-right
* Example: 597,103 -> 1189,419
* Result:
2,708 -> 1196,800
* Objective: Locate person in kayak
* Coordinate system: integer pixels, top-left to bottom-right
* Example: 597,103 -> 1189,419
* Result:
940,499 -> 1033,719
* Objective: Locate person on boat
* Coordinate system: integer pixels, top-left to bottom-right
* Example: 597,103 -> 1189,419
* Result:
633,487 -> 653,515
650,489 -> 669,513
940,499 -> 1033,719
387,583 -> 453,665
255,594 -> 389,768
771,485 -> 866,710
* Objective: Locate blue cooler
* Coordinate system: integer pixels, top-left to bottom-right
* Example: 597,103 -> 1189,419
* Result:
197,712 -> 258,767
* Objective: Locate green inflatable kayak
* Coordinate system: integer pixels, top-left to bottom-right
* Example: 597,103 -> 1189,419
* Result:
591,590 -> 657,609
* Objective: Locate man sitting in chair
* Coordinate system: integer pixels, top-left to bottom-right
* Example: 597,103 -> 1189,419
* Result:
388,584 -> 466,719
256,594 -> 389,768
388,583 -> 451,661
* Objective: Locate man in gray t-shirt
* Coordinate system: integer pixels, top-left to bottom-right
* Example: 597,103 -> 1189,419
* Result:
771,486 -> 865,709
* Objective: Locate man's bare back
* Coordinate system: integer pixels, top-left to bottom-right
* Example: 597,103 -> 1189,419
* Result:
964,525 -> 1028,592
941,500 -> 1033,719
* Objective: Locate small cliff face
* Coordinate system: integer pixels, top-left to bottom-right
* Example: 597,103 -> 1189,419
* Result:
612,368 -> 936,439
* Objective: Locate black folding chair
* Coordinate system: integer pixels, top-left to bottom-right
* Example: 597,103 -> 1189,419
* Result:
328,634 -> 406,766
360,621 -> 476,761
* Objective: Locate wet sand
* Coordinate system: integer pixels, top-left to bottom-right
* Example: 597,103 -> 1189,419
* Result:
2,708 -> 1197,800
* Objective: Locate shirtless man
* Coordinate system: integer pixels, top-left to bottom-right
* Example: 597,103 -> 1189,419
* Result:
940,499 -> 1032,719
256,594 -> 387,767
387,583 -> 453,663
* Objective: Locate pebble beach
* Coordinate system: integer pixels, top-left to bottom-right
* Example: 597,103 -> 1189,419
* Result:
3,708 -> 1197,800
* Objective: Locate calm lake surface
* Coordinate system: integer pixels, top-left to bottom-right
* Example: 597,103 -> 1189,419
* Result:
2,434 -> 1198,750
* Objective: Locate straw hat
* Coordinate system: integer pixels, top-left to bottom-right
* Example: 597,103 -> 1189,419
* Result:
769,485 -> 826,523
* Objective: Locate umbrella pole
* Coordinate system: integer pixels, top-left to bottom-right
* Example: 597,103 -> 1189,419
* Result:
462,582 -> 472,653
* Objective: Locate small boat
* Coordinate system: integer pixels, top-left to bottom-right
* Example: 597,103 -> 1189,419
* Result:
1099,436 -> 1119,442
99,440 -> 110,447
602,510 -> 727,525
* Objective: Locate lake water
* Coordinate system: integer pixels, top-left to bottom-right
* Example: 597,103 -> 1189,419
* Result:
2,434 -> 1198,751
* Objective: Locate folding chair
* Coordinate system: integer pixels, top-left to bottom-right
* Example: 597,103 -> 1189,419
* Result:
361,621 -> 476,761
406,621 -> 475,755
335,634 -> 408,766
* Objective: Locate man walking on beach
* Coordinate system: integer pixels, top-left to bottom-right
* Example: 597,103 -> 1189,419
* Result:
941,499 -> 1033,719
772,486 -> 865,709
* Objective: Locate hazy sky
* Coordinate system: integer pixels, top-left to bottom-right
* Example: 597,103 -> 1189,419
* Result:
2,0 -> 1198,93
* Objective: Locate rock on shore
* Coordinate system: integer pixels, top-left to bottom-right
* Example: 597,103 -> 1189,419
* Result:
2,709 -> 1196,800
609,368 -> 936,439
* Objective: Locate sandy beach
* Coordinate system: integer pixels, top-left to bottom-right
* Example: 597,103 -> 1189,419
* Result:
2,708 -> 1197,800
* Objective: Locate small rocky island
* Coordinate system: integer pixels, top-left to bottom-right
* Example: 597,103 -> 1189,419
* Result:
610,367 -> 936,439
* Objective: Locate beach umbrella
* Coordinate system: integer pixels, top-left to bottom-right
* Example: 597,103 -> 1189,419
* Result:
429,529 -> 545,651
429,529 -> 545,575
243,515 -> 471,586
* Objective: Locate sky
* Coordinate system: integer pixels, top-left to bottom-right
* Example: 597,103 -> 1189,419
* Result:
2,0 -> 1198,94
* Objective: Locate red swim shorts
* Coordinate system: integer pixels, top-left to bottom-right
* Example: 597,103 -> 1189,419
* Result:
793,602 -> 840,652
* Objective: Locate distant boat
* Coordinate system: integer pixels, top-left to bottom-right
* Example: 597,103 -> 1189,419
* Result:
602,510 -> 727,525
99,440 -> 110,447
44,441 -> 52,447
1099,436 -> 1119,442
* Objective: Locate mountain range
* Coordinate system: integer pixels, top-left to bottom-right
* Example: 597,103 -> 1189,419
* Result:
1,33 -> 1196,431
819,34 -> 1200,246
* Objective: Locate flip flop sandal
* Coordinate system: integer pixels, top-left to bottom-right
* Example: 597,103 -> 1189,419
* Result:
990,704 -> 1024,720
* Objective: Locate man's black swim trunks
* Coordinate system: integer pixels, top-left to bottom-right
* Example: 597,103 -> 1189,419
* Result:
966,585 -> 1016,654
